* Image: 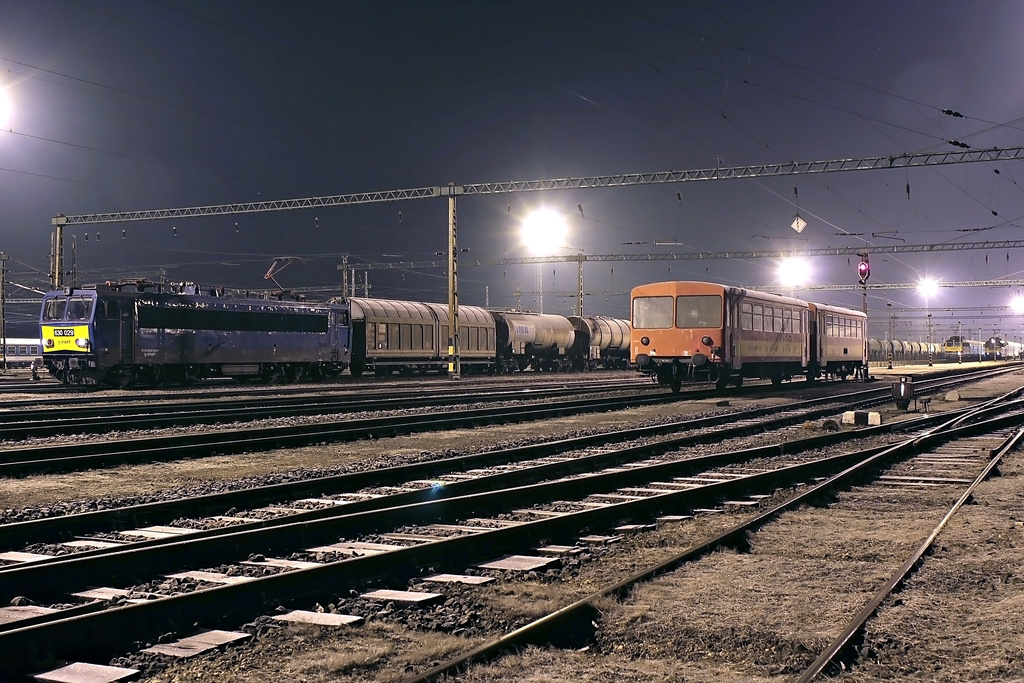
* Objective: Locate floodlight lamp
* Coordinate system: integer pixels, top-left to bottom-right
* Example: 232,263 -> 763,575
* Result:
777,256 -> 811,288
1010,295 -> 1024,315
0,88 -> 11,130
916,277 -> 939,299
521,208 -> 568,256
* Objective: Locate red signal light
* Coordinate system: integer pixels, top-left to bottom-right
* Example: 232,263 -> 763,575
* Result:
857,261 -> 870,283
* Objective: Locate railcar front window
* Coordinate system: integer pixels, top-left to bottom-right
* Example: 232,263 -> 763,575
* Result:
42,298 -> 67,321
66,297 -> 93,321
632,296 -> 674,329
675,295 -> 722,329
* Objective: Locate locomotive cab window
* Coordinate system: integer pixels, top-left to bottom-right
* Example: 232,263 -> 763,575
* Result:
632,296 -> 674,329
42,297 -> 67,321
66,297 -> 93,321
674,295 -> 722,329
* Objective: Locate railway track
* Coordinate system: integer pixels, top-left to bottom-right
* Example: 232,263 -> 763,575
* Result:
0,366 -> 1011,478
402,392 -> 1024,683
0,377 -> 656,442
0,373 -> 1019,679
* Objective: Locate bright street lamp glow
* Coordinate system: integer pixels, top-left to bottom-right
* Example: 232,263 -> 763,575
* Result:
917,276 -> 939,298
521,208 -> 568,256
1010,295 -> 1024,314
0,88 -> 11,130
777,256 -> 811,288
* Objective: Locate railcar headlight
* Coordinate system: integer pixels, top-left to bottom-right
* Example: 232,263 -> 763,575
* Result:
75,338 -> 90,349
640,336 -> 650,346
701,335 -> 714,347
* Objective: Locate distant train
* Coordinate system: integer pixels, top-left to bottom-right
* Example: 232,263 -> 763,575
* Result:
942,335 -> 985,362
983,335 -> 1024,361
38,280 -> 630,387
1,337 -> 43,370
630,281 -> 866,392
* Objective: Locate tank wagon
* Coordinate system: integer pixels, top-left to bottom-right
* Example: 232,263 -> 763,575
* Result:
630,280 -> 866,392
567,315 -> 631,370
40,280 -> 632,386
492,311 -> 576,372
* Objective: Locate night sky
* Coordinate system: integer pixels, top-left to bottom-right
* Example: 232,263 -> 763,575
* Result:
3,1 -> 1024,339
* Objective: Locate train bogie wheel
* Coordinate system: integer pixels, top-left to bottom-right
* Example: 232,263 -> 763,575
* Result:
669,378 -> 682,394
715,373 -> 730,391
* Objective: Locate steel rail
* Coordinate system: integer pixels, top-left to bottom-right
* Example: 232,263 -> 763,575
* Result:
4,403 -> 1022,679
397,396 -> 1024,683
0,366 -> 1005,477
796,425 -> 1024,681
0,375 -> 649,409
0,381 -> 654,440
1,387 -> 971,554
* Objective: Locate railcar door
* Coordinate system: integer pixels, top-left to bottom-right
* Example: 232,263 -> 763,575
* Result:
724,293 -> 739,370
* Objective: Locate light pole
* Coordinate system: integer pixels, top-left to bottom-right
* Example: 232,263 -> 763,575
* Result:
917,277 -> 938,367
0,251 -> 7,374
957,320 -> 962,364
886,301 -> 893,369
927,313 -> 933,366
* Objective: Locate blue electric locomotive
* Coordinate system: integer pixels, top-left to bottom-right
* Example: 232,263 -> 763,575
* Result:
41,280 -> 351,386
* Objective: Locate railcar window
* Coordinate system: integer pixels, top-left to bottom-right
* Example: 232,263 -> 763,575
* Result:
30,346 -> 39,354
42,297 -> 67,321
741,302 -> 753,330
674,295 -> 722,328
632,296 -> 674,329
18,346 -> 27,355
752,304 -> 763,331
5,346 -> 13,356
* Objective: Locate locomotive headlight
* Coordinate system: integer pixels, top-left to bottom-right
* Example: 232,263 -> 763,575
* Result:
45,339 -> 54,349
640,336 -> 650,346
701,335 -> 714,347
75,338 -> 90,349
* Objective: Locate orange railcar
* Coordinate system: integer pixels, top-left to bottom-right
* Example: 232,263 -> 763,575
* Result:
631,281 -> 810,391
